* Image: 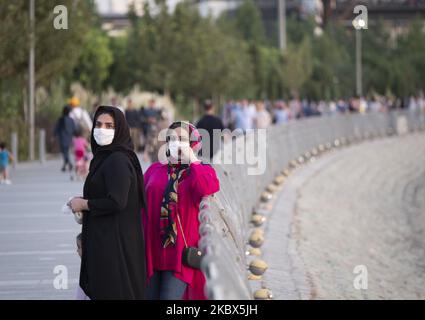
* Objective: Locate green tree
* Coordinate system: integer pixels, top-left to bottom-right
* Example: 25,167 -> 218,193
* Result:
107,35 -> 132,93
233,0 -> 266,45
361,20 -> 394,96
0,0 -> 95,117
72,29 -> 113,94
392,18 -> 425,96
283,37 -> 313,97
306,26 -> 353,100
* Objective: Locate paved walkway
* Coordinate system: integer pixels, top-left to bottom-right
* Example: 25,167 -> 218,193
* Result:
0,157 -> 149,299
263,133 -> 425,299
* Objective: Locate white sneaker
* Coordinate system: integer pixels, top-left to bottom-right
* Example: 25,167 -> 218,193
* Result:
4,180 -> 11,185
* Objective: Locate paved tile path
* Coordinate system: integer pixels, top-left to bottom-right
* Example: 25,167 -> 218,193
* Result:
0,158 -> 149,299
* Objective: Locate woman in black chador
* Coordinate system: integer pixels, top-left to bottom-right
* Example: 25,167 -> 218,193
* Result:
69,105 -> 147,299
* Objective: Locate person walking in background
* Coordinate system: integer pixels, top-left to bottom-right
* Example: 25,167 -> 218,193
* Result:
68,106 -> 147,299
289,97 -> 302,119
90,101 -> 99,120
233,99 -> 256,133
0,142 -> 14,185
143,121 -> 220,300
196,100 -> 224,160
254,101 -> 271,129
69,97 -> 93,139
155,107 -> 173,162
54,105 -> 76,172
143,99 -> 160,162
125,98 -> 142,152
110,96 -> 119,107
221,100 -> 236,130
273,101 -> 290,124
336,99 -> 348,114
138,105 -> 148,153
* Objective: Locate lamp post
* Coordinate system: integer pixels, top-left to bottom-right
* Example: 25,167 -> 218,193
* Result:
278,0 -> 286,52
28,0 -> 35,161
355,18 -> 365,97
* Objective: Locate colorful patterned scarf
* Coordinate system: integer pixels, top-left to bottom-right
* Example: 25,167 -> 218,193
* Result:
160,121 -> 202,248
160,163 -> 188,247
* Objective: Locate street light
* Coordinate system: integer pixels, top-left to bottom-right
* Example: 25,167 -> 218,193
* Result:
278,0 -> 286,52
353,18 -> 365,97
28,0 -> 35,161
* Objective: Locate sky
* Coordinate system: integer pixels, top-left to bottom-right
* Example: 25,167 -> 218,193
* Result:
94,0 -> 318,19
94,0 -> 182,15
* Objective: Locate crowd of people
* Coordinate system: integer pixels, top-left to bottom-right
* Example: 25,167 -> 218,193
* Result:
190,94 -> 424,160
53,96 -> 173,178
124,98 -> 172,162
221,94 -> 425,130
53,94 -> 425,179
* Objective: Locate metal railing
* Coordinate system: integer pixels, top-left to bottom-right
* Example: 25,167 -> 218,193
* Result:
199,109 -> 425,300
10,129 -> 46,164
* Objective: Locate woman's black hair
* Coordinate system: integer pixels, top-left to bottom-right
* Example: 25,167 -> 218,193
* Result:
59,105 -> 71,128
62,105 -> 71,117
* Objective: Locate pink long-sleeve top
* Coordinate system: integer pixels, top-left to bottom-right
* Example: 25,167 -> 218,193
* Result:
142,161 -> 220,300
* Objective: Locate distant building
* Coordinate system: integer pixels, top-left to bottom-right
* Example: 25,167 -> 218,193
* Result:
194,0 -> 241,19
95,0 -> 184,36
95,0 -> 425,38
94,0 -> 313,38
94,0 -> 142,36
95,0 -> 144,15
324,0 -> 425,27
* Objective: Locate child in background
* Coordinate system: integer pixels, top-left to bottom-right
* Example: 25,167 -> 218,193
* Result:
75,233 -> 89,300
72,131 -> 89,181
0,142 -> 14,185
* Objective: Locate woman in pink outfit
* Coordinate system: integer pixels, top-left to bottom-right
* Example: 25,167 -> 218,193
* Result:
143,121 -> 220,300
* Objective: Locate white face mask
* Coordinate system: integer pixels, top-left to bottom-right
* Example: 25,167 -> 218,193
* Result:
93,128 -> 115,146
168,141 -> 190,159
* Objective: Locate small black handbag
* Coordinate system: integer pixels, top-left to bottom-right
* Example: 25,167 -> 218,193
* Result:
176,213 -> 204,269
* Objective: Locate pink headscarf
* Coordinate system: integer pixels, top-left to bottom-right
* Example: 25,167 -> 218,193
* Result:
173,121 -> 202,153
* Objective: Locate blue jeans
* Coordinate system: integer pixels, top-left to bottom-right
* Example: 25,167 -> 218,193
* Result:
146,271 -> 187,300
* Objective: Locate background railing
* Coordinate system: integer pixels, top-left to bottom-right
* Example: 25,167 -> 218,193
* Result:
198,109 -> 425,300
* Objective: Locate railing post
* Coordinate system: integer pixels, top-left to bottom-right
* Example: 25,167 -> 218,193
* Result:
11,132 -> 18,167
39,129 -> 46,164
